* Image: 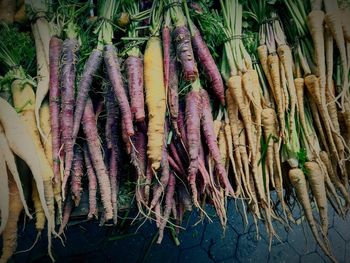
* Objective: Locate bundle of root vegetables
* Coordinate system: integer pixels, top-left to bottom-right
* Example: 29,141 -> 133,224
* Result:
1,0 -> 350,262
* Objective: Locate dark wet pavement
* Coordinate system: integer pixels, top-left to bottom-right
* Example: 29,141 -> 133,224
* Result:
5,199 -> 350,263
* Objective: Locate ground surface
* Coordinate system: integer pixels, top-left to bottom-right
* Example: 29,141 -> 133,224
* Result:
5,200 -> 350,263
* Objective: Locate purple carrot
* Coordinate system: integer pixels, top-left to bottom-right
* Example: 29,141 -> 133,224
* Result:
192,25 -> 225,105
49,36 -> 63,185
168,57 -> 179,135
105,83 -> 119,150
71,147 -> 84,207
177,101 -> 188,143
131,124 -> 147,177
169,142 -> 186,175
84,145 -> 98,219
109,145 -> 118,225
200,89 -> 234,195
58,195 -> 73,235
104,44 -> 134,136
173,26 -> 198,81
157,171 -> 176,243
125,56 -> 145,122
105,83 -> 118,148
144,161 -> 153,203
72,49 -> 102,142
186,90 -> 202,202
168,155 -> 184,176
162,23 -> 171,89
83,98 -> 113,220
61,38 -> 79,195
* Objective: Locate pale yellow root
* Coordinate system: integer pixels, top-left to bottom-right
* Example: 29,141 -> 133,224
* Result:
39,102 -> 62,220
305,161 -> 329,237
11,80 -> 55,259
0,149 -> 9,234
320,151 -> 350,207
267,53 -> 285,137
257,45 -> 274,96
0,174 -> 23,263
326,83 -> 346,161
0,98 -> 53,260
32,180 -> 46,233
0,124 -> 31,220
277,44 -> 297,138
226,90 -> 250,200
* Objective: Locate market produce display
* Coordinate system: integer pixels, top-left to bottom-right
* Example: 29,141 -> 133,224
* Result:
0,0 -> 350,262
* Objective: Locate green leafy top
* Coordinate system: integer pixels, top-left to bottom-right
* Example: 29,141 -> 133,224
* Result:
189,1 -> 226,59
0,24 -> 36,76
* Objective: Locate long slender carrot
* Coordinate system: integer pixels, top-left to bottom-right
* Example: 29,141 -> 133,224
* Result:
58,195 -> 73,235
226,90 -> 252,201
257,45 -> 274,96
326,83 -> 345,160
242,69 -> 262,153
49,36 -> 62,186
71,147 -> 83,207
324,25 -> 334,97
0,124 -> 30,221
61,38 -> 79,195
227,75 -> 255,157
224,110 -> 241,196
11,79 -> 55,257
0,174 -> 23,263
0,148 -> 9,234
295,78 -> 319,156
104,44 -> 134,137
307,10 -> 326,102
84,145 -> 98,219
109,144 -> 118,225
157,171 -> 176,244
277,44 -> 297,135
305,75 -> 339,161
162,14 -> 171,90
0,99 -> 53,256
186,89 -> 201,204
72,49 -> 103,140
200,89 -> 234,196
168,56 -> 179,135
192,24 -> 225,105
82,98 -> 113,220
324,9 -> 349,107
340,7 -> 350,42
150,138 -> 170,210
320,151 -> 350,206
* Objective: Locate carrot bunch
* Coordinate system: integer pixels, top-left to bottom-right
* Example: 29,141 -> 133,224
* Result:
2,0 -> 350,262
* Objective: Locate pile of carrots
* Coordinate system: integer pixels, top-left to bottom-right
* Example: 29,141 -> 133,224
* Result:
1,0 -> 350,262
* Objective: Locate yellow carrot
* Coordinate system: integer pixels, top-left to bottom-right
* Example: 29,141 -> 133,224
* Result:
144,36 -> 166,171
39,101 -> 62,219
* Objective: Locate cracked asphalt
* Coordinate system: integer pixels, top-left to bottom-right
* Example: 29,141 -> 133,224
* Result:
5,199 -> 350,263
